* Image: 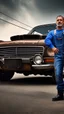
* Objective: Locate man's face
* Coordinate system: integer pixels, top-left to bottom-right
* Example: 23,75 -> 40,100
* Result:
56,16 -> 64,27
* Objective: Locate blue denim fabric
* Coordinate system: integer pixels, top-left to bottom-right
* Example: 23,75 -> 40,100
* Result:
45,29 -> 64,92
54,56 -> 64,91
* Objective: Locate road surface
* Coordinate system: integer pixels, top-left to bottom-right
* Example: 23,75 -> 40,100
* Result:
0,74 -> 64,114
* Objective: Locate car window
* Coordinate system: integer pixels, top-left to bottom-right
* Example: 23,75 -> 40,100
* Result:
29,23 -> 56,35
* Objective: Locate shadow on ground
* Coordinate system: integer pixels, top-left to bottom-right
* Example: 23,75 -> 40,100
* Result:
0,75 -> 56,85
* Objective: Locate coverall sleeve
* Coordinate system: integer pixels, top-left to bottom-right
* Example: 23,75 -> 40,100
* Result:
45,31 -> 55,49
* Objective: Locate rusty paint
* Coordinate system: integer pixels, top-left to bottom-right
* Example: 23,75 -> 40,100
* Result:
22,64 -> 31,71
0,40 -> 45,46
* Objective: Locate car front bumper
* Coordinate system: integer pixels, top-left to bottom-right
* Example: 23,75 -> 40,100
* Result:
32,64 -> 54,69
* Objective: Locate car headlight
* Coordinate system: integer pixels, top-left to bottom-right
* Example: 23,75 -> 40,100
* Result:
34,55 -> 42,65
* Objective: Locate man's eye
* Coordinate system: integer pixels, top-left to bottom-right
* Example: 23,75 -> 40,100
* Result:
57,19 -> 62,21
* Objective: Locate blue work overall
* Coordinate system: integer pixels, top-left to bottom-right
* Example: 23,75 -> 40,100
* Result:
53,30 -> 64,92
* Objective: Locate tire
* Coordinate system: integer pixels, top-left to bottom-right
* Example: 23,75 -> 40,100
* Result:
24,73 -> 29,76
0,71 -> 14,81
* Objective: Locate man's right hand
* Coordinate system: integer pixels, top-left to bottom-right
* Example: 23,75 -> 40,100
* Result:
52,47 -> 59,54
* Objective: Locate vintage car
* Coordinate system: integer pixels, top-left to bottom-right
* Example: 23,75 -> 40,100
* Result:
0,23 -> 56,81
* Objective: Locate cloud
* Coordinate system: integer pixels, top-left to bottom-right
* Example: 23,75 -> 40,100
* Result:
32,0 -> 64,24
0,0 -> 21,25
34,0 -> 64,13
0,0 -> 33,17
0,0 -> 36,25
0,0 -> 64,41
0,0 -> 20,13
0,0 -> 64,26
19,0 -> 64,24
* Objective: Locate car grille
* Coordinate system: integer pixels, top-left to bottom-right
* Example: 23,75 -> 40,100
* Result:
0,46 -> 44,58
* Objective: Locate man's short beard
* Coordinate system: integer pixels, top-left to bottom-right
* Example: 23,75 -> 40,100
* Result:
56,23 -> 63,27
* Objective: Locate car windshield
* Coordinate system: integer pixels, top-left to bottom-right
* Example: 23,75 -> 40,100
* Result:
29,23 -> 56,35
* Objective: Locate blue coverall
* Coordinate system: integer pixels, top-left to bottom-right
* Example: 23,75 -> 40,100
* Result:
45,29 -> 64,92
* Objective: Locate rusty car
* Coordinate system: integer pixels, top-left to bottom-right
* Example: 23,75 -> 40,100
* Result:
0,23 -> 56,81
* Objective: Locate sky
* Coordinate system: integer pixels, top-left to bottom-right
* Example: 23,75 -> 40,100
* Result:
0,0 -> 64,41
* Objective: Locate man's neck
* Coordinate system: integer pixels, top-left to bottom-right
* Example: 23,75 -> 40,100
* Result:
56,26 -> 63,30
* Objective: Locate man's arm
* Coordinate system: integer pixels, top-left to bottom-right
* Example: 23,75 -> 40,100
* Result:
45,31 -> 54,48
45,31 -> 59,54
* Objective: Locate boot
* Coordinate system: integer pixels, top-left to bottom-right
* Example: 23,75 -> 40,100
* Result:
52,90 -> 63,101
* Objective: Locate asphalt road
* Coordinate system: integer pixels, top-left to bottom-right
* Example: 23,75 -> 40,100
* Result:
0,74 -> 64,114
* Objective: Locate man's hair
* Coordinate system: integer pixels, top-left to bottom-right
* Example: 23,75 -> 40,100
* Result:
56,15 -> 64,20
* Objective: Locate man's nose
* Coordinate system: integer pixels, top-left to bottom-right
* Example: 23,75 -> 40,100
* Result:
58,21 -> 61,22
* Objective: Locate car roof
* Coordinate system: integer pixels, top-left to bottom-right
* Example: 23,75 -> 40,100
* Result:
29,23 -> 56,35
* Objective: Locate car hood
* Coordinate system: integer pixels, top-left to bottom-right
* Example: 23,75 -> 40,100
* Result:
0,39 -> 45,47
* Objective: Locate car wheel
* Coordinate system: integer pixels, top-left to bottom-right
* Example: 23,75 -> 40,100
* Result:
0,71 -> 14,81
24,73 -> 29,76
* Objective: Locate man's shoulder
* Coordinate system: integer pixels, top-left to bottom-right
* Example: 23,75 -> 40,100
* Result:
48,30 -> 54,35
49,30 -> 54,33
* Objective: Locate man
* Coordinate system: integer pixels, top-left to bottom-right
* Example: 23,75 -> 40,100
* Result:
45,15 -> 64,101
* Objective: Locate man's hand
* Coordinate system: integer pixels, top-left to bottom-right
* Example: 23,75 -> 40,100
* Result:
52,47 -> 59,54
